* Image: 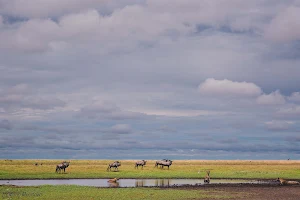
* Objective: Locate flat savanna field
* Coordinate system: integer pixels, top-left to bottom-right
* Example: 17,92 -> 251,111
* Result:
1,159 -> 299,179
1,160 -> 300,200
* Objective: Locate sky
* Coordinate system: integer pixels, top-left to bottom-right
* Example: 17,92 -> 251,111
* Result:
1,0 -> 300,160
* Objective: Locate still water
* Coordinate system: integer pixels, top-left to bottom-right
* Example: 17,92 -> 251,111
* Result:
0,179 -> 270,187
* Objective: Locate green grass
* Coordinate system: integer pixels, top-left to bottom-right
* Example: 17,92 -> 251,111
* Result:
0,160 -> 299,180
0,185 -> 234,200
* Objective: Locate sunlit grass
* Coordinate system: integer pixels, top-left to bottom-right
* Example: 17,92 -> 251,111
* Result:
0,160 -> 299,179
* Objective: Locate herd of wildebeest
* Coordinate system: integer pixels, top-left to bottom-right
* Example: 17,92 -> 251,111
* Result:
54,159 -> 172,173
46,159 -> 300,185
106,159 -> 172,171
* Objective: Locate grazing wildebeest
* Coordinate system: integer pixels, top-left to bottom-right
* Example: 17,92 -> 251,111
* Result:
135,160 -> 147,169
55,161 -> 70,173
107,161 -> 121,171
154,159 -> 169,168
277,178 -> 299,185
204,171 -> 210,184
155,159 -> 173,169
35,163 -> 38,166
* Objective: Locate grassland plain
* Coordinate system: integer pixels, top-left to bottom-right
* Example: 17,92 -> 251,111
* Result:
0,185 -> 235,200
1,160 -> 299,180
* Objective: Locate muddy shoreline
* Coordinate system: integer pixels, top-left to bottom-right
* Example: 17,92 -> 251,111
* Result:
177,185 -> 300,200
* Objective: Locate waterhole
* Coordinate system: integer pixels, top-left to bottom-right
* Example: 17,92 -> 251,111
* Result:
0,179 -> 273,187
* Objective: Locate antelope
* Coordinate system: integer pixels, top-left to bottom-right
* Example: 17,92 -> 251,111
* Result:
107,178 -> 119,183
107,178 -> 119,187
204,171 -> 210,184
277,178 -> 299,185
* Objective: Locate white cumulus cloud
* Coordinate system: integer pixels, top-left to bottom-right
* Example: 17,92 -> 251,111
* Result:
265,5 -> 300,42
198,78 -> 262,97
288,92 -> 300,102
256,90 -> 285,105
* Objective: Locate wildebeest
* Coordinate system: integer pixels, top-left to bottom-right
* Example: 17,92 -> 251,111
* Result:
204,171 -> 210,184
154,159 -> 169,168
155,159 -> 173,169
107,161 -> 121,171
55,161 -> 70,173
135,160 -> 147,169
277,178 -> 299,185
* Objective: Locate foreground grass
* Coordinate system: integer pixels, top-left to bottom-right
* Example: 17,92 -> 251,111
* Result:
0,160 -> 299,180
0,185 -> 233,200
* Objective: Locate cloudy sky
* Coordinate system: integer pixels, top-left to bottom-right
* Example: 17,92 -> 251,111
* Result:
1,0 -> 300,160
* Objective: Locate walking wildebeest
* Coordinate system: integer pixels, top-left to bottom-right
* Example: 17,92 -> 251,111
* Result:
55,161 -> 70,173
135,160 -> 147,169
204,171 -> 210,184
107,161 -> 121,171
155,159 -> 172,169
277,178 -> 299,185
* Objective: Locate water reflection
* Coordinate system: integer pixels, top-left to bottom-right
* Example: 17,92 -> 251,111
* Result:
135,179 -> 171,187
0,179 -> 270,187
108,182 -> 119,187
155,179 -> 170,187
135,180 -> 144,187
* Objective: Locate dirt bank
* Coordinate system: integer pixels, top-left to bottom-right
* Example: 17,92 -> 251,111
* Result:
174,184 -> 300,200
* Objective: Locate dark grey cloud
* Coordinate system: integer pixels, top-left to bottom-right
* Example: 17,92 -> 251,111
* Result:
285,136 -> 300,143
18,123 -> 134,136
0,119 -> 12,130
108,124 -> 132,134
276,106 -> 300,119
77,101 -> 147,120
0,84 -> 66,111
22,97 -> 66,110
0,0 -> 146,18
2,129 -> 300,160
264,120 -> 294,131
157,125 -> 177,133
